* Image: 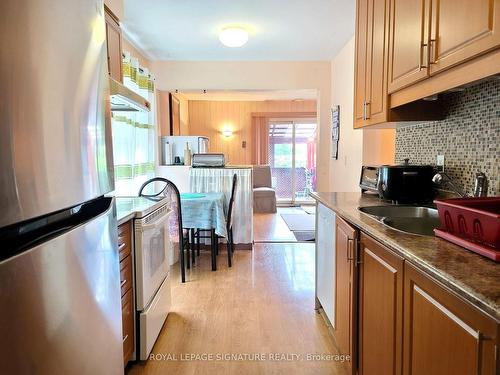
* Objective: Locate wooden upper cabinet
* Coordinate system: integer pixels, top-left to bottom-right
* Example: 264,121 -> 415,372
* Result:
403,262 -> 499,375
429,0 -> 500,75
388,0 -> 431,93
354,0 -> 369,126
104,6 -> 123,83
359,234 -> 403,375
366,0 -> 390,124
170,94 -> 181,136
354,0 -> 390,127
335,216 -> 358,375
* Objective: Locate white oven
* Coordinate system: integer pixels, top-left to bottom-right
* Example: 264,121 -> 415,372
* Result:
133,203 -> 172,360
134,204 -> 171,310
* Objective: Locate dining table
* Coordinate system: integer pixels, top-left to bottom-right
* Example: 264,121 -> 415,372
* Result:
179,192 -> 228,271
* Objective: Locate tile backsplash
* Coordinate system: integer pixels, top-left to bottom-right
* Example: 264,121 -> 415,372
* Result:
395,79 -> 500,196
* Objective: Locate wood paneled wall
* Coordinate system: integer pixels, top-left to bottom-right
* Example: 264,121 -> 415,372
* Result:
187,100 -> 317,165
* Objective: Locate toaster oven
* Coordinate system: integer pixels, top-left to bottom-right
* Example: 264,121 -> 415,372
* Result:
359,166 -> 379,193
192,153 -> 225,168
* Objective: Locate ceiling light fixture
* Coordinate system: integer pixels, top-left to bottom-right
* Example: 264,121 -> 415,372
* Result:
219,27 -> 249,47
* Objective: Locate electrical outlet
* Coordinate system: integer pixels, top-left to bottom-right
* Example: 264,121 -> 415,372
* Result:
436,155 -> 445,172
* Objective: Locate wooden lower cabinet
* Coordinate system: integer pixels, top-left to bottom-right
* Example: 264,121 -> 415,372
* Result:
359,234 -> 404,375
122,288 -> 134,367
334,216 -> 359,375
118,221 -> 134,367
329,223 -> 500,375
403,262 -> 499,375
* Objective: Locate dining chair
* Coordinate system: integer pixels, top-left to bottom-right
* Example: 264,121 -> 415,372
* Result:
193,173 -> 237,268
138,177 -> 190,283
252,165 -> 277,213
225,173 -> 238,267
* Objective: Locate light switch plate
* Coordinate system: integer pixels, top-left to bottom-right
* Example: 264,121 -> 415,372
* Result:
436,155 -> 445,172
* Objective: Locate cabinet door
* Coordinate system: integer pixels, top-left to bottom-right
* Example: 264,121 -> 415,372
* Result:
105,9 -> 123,83
365,0 -> 390,125
170,94 -> 181,136
403,263 -> 499,375
354,0 -> 370,127
335,216 -> 358,375
359,234 -> 403,375
388,0 -> 431,92
429,0 -> 500,74
122,288 -> 134,366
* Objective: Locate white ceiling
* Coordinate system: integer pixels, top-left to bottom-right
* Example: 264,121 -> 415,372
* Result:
123,0 -> 355,61
179,89 -> 317,101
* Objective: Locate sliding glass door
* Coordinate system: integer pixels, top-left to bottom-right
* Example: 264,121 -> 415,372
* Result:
268,119 -> 317,205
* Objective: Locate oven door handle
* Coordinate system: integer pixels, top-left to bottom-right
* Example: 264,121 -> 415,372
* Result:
141,209 -> 172,231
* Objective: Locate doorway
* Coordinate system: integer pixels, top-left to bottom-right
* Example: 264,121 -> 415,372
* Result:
267,118 -> 317,205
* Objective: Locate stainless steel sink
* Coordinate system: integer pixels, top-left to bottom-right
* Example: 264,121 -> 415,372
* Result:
358,205 -> 440,236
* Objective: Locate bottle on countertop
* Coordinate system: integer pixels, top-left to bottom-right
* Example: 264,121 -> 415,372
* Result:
184,142 -> 192,166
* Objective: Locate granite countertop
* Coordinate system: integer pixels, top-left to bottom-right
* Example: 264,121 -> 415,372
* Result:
310,191 -> 500,320
115,196 -> 168,225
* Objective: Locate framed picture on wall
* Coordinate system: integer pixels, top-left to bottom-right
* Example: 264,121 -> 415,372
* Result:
331,105 -> 340,159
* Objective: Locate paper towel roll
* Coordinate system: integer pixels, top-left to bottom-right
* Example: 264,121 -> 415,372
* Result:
162,142 -> 173,165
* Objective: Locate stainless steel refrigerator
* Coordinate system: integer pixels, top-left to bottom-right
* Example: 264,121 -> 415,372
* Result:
0,1 -> 123,374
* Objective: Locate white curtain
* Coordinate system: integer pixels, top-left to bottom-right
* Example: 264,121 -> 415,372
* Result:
112,51 -> 156,196
189,168 -> 253,244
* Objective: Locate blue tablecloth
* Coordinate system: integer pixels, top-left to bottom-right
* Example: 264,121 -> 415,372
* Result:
180,192 -> 228,238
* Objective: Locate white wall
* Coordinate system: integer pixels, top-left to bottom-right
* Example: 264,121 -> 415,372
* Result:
330,37 -> 395,192
151,60 -> 332,191
330,38 -> 363,191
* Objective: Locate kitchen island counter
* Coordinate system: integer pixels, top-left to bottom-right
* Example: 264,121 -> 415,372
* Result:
190,167 -> 253,246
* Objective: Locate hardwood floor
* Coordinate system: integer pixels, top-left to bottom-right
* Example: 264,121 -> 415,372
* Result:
253,207 -> 310,242
126,243 -> 343,375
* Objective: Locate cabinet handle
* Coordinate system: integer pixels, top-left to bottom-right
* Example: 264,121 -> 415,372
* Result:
362,101 -> 366,120
347,238 -> 356,262
123,334 -> 129,343
120,279 -> 127,287
347,239 -> 353,261
419,43 -> 429,70
356,243 -> 363,265
429,39 -> 437,64
365,102 -> 371,120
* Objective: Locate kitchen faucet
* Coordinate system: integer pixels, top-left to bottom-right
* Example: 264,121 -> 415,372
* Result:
432,172 -> 488,197
473,172 -> 488,197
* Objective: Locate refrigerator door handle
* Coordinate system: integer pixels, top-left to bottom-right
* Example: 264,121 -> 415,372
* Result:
0,197 -> 116,263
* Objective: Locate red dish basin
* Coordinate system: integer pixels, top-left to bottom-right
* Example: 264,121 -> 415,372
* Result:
434,197 -> 500,262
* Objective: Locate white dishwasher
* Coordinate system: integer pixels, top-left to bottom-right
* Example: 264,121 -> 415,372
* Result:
316,203 -> 336,326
